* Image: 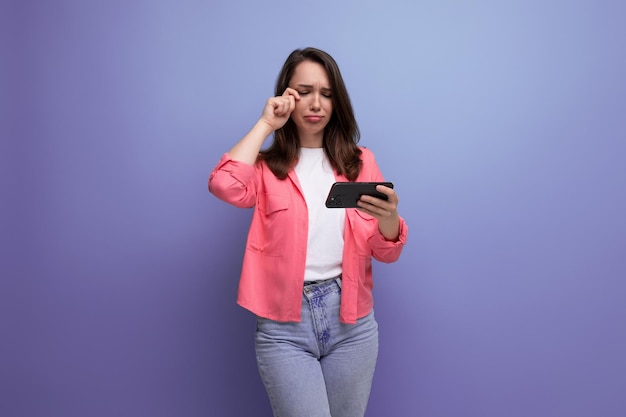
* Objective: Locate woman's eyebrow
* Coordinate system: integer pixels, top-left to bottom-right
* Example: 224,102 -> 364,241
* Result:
295,83 -> 332,91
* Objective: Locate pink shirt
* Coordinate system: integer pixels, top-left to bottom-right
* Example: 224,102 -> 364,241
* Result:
208,147 -> 408,324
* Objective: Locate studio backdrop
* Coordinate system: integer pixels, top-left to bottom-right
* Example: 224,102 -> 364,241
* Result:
4,1 -> 625,416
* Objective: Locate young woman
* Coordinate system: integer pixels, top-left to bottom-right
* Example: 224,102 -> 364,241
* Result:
209,47 -> 408,417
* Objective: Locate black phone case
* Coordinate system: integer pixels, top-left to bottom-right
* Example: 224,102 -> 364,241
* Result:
325,182 -> 394,208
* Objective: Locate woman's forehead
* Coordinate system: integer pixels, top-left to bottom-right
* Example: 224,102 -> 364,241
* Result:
291,61 -> 330,86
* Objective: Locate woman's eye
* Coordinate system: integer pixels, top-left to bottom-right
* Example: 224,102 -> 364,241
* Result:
322,93 -> 332,98
298,91 -> 309,95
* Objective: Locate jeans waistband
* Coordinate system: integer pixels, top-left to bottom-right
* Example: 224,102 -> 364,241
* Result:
303,275 -> 342,287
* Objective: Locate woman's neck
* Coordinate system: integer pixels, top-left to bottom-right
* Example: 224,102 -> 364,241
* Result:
299,133 -> 324,149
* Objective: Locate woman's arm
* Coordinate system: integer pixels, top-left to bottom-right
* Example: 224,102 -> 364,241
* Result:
227,88 -> 300,165
208,88 -> 301,207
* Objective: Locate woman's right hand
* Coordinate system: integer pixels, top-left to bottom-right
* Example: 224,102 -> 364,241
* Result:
259,88 -> 300,131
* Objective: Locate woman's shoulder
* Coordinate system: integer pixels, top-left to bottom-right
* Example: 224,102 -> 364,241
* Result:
253,154 -> 271,171
358,146 -> 377,162
354,145 -> 384,181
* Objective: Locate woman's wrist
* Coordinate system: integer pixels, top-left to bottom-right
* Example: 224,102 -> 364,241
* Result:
378,214 -> 400,241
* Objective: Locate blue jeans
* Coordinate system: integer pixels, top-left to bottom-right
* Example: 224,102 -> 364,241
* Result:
255,278 -> 379,417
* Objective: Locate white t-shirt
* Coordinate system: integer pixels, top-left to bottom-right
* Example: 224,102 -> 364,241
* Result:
294,148 -> 345,281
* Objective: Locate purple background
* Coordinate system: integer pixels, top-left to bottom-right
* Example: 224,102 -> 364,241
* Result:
3,1 -> 625,416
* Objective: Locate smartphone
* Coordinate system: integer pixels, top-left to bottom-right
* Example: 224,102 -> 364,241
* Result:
325,182 -> 394,208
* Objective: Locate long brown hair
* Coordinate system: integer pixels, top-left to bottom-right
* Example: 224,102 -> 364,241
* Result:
258,47 -> 362,180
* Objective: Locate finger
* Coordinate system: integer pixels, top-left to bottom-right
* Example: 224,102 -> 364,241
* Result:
356,202 -> 388,219
375,185 -> 395,198
285,99 -> 293,115
376,185 -> 399,205
287,95 -> 296,112
274,95 -> 295,116
359,195 -> 397,215
269,98 -> 283,116
358,196 -> 386,210
271,98 -> 290,116
283,87 -> 301,101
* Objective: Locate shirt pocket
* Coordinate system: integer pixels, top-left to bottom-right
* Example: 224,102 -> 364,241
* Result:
349,209 -> 378,256
249,193 -> 290,255
354,209 -> 376,222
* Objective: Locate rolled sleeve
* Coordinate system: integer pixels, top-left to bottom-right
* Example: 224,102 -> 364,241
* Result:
208,153 -> 257,208
369,217 -> 408,263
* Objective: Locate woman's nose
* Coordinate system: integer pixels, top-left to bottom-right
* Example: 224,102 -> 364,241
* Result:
310,93 -> 321,110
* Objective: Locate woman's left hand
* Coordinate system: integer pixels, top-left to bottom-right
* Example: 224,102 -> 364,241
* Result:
357,185 -> 401,241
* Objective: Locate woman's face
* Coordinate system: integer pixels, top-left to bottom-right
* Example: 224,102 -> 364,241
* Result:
288,60 -> 333,147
